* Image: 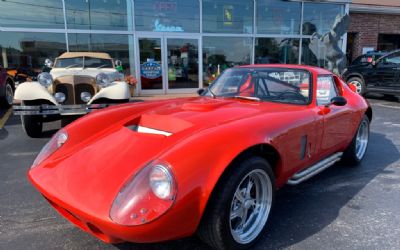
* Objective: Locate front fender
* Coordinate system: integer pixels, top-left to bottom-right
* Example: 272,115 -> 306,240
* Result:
89,82 -> 130,104
14,82 -> 58,105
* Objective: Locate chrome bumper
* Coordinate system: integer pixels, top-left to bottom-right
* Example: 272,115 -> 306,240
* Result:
13,104 -> 110,116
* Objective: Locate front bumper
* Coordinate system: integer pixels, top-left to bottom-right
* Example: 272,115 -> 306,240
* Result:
13,104 -> 110,116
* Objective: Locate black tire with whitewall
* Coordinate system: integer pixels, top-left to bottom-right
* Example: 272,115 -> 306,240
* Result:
343,115 -> 370,166
198,156 -> 275,250
1,81 -> 14,107
347,77 -> 366,95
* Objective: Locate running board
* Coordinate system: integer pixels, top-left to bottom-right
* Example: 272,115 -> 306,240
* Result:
287,152 -> 343,185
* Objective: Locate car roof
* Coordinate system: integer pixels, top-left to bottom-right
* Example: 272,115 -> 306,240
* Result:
238,64 -> 333,75
57,52 -> 112,60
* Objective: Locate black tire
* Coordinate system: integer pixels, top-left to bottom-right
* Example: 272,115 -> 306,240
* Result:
21,114 -> 43,138
61,116 -> 79,127
197,156 -> 275,250
342,115 -> 370,166
1,81 -> 14,107
347,77 -> 365,95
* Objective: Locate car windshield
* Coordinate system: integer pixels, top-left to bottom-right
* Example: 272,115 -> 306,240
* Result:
54,57 -> 114,69
205,68 -> 311,105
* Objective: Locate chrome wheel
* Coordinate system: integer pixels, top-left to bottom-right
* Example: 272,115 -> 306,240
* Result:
5,83 -> 14,106
229,169 -> 272,244
349,80 -> 363,94
355,119 -> 369,160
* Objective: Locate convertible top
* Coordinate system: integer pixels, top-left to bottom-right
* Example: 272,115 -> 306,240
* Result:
57,52 -> 112,60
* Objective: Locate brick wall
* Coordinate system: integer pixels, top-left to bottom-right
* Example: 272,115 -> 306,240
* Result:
348,12 -> 400,59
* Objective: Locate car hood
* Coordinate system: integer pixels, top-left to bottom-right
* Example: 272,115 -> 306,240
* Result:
50,68 -> 122,81
29,97 -> 295,219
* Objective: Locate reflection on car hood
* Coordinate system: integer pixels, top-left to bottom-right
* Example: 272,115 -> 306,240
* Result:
50,68 -> 123,81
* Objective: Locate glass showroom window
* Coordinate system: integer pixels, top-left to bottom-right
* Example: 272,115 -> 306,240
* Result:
255,38 -> 300,64
65,0 -> 132,30
0,0 -> 64,29
0,32 -> 66,82
302,3 -> 345,36
135,0 -> 199,32
68,34 -> 134,76
202,0 -> 253,34
203,37 -> 252,85
257,0 -> 301,35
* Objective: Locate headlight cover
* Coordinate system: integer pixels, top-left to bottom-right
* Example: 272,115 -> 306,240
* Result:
37,72 -> 53,88
110,162 -> 177,226
32,129 -> 68,168
96,73 -> 111,87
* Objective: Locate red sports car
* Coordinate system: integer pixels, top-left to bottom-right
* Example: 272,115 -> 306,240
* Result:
28,65 -> 371,249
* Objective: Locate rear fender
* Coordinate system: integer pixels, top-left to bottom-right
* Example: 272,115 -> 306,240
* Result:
89,82 -> 130,104
14,82 -> 58,105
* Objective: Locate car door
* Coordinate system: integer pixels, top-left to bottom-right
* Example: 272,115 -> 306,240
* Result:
316,75 -> 354,156
372,52 -> 400,90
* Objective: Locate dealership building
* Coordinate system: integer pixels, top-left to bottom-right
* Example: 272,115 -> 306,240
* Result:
0,0 -> 350,95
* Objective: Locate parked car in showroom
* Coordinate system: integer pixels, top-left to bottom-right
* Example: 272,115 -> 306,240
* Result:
13,52 -> 130,137
0,64 -> 15,108
28,65 -> 371,250
343,49 -> 400,96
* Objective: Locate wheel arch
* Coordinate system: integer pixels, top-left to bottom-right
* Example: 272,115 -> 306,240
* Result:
365,106 -> 373,122
345,73 -> 365,83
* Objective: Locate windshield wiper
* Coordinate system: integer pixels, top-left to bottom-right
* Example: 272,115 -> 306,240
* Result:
233,96 -> 261,101
65,63 -> 82,69
96,64 -> 111,69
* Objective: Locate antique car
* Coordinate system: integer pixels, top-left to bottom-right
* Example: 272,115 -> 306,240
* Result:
0,65 -> 15,108
13,52 -> 130,137
28,65 -> 371,250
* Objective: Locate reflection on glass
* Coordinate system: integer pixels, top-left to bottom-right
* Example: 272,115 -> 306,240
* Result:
139,38 -> 163,90
65,0 -> 130,30
0,32 -> 66,82
203,37 -> 252,85
167,39 -> 198,89
302,3 -> 344,36
68,34 -> 134,76
0,0 -> 64,29
301,38 -> 343,68
203,0 -> 253,34
257,0 -> 301,35
135,0 -> 199,32
255,38 -> 299,64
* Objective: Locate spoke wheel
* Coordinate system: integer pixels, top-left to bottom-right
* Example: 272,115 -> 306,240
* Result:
5,83 -> 14,106
229,169 -> 272,244
355,119 -> 369,160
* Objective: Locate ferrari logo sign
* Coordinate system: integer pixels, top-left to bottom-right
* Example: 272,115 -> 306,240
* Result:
223,5 -> 233,26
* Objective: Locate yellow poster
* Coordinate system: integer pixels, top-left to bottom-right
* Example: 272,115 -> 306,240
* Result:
223,5 -> 233,26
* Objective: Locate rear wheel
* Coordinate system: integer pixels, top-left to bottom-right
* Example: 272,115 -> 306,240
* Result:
198,156 -> 275,250
347,77 -> 365,95
342,115 -> 370,166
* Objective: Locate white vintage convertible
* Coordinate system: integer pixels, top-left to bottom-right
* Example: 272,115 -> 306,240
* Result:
13,52 -> 130,137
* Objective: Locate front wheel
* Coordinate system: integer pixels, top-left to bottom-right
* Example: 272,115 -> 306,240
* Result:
1,82 -> 14,107
198,156 -> 275,250
21,115 -> 43,138
342,115 -> 370,166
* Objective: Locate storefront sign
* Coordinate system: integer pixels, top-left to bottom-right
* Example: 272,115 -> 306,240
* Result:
154,1 -> 177,12
141,61 -> 162,79
153,19 -> 184,32
223,5 -> 233,26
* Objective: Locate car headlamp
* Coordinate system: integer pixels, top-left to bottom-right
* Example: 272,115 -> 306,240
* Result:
110,162 -> 177,226
38,72 -> 53,88
96,73 -> 111,87
32,129 -> 68,168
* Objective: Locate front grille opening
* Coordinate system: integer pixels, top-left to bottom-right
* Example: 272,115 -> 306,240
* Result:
55,84 -> 73,104
75,84 -> 96,104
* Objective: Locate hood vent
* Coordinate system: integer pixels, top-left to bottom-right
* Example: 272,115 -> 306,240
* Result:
127,125 -> 172,137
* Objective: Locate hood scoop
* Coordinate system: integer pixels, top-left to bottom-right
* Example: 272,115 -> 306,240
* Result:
125,114 -> 193,137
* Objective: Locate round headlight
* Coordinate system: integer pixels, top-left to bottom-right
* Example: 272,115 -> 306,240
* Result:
96,73 -> 110,87
149,165 -> 175,200
80,92 -> 91,103
38,72 -> 53,87
54,92 -> 66,103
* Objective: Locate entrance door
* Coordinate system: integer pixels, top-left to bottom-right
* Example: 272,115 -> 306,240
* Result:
137,36 -> 200,95
166,38 -> 199,93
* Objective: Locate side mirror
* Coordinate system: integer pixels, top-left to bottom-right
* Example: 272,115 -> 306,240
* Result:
44,59 -> 53,68
197,88 -> 206,96
115,60 -> 123,67
330,96 -> 347,106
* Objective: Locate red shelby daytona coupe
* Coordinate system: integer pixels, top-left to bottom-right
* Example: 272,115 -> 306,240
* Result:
28,65 -> 371,249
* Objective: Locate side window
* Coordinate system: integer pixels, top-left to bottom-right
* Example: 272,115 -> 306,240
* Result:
385,52 -> 400,64
317,76 -> 338,106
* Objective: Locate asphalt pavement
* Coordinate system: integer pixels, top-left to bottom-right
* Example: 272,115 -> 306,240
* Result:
0,96 -> 399,250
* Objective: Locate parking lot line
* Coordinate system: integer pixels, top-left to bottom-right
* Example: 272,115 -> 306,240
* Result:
0,108 -> 12,129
